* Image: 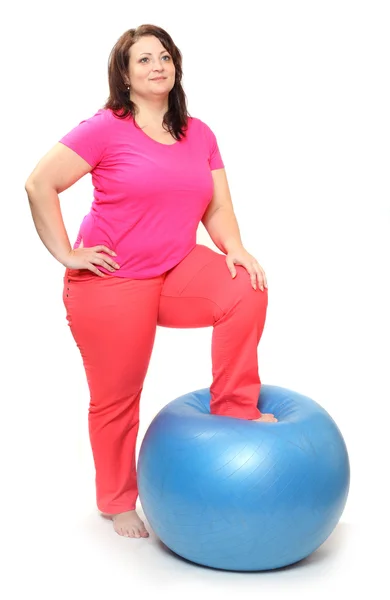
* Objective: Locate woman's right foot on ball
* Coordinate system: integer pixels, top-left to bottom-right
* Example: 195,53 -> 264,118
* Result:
253,413 -> 278,422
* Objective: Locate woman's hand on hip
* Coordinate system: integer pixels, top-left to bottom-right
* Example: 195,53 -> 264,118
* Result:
64,238 -> 120,277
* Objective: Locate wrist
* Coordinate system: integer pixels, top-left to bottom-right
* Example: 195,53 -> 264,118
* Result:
224,239 -> 244,253
57,248 -> 73,267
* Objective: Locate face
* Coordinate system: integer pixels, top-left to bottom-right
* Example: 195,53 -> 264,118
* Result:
127,35 -> 176,99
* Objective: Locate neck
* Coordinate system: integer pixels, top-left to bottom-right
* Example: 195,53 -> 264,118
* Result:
130,94 -> 169,125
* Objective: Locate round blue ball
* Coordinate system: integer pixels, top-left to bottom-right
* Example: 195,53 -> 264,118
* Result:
138,384 -> 350,571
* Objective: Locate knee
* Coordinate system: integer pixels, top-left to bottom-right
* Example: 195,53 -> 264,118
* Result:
226,275 -> 268,325
236,273 -> 268,306
247,285 -> 268,316
217,266 -> 268,316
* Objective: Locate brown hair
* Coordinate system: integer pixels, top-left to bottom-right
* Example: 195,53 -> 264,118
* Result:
102,24 -> 191,142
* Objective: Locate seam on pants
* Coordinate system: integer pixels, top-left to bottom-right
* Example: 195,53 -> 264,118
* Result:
168,255 -> 224,298
212,301 -> 238,414
159,294 -> 225,319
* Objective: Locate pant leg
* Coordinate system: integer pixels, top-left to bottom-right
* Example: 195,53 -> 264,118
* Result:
62,266 -> 164,513
158,244 -> 268,419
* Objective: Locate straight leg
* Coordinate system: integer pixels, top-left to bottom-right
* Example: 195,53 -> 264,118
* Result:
63,266 -> 164,513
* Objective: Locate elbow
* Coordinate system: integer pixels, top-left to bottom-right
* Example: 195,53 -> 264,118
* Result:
25,178 -> 36,191
25,178 -> 47,196
25,179 -> 41,203
25,174 -> 44,190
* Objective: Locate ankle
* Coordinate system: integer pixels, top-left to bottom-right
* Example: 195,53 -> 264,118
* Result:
101,508 -> 136,517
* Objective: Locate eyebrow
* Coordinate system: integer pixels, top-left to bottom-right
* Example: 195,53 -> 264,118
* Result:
139,51 -> 169,56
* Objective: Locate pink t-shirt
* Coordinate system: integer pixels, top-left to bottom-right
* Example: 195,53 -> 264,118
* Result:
59,108 -> 224,278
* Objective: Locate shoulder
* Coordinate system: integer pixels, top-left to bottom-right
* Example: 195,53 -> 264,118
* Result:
188,116 -> 208,131
58,108 -> 114,167
187,116 -> 215,139
91,107 -> 114,128
81,108 -> 114,141
66,107 -> 112,135
190,116 -> 219,139
188,117 -> 221,152
79,107 -> 111,123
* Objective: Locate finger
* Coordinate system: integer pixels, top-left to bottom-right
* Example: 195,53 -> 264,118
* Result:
104,257 -> 120,270
259,267 -> 267,288
97,245 -> 117,256
95,253 -> 120,270
226,259 -> 237,278
248,264 -> 260,290
90,265 -> 106,277
254,264 -> 267,290
253,265 -> 265,291
99,258 -> 119,271
94,256 -> 117,272
248,267 -> 257,290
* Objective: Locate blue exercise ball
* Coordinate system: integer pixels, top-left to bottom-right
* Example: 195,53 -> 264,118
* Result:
137,384 -> 350,571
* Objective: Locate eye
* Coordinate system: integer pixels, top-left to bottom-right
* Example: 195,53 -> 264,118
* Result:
140,55 -> 171,63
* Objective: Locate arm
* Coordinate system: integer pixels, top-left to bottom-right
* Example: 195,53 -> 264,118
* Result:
26,183 -> 73,266
25,142 -> 93,266
201,168 -> 244,254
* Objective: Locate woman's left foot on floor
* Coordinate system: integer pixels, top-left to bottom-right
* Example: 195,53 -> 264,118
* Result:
101,509 -> 150,538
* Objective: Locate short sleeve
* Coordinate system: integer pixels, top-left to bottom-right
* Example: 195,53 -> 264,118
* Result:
58,108 -> 110,169
201,121 -> 225,170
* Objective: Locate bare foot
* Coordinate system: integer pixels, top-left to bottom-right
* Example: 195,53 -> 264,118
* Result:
101,509 -> 150,538
253,413 -> 278,423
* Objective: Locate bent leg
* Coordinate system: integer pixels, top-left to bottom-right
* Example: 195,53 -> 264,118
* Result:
158,245 -> 268,419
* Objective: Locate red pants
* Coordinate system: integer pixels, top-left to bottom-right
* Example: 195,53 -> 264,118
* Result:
62,244 -> 268,514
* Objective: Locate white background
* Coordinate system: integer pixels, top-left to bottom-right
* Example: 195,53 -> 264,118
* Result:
1,0 -> 389,597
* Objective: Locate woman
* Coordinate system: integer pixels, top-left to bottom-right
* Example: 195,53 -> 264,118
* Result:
25,24 -> 277,540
